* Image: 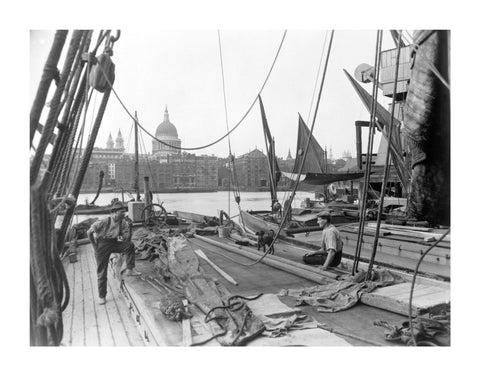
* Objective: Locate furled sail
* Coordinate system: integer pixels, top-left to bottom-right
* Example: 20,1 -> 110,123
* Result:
282,171 -> 366,185
258,96 -> 281,202
283,114 -> 366,185
404,30 -> 450,226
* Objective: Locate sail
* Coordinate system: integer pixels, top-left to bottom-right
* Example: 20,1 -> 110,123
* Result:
282,171 -> 366,185
283,114 -> 368,186
343,69 -> 411,190
258,96 -> 281,201
404,30 -> 450,226
292,115 -> 325,174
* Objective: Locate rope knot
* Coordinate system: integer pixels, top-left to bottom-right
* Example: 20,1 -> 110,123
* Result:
36,307 -> 59,327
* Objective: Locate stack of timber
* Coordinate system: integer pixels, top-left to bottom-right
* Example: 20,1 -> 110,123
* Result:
193,230 -> 450,318
286,223 -> 450,280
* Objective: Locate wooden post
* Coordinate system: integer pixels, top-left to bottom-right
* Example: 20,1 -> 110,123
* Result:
144,176 -> 151,206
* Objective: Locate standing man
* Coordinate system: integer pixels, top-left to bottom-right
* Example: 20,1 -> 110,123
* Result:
302,211 -> 343,268
87,201 -> 141,305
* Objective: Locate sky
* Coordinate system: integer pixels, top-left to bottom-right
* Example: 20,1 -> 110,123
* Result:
30,29 -> 398,160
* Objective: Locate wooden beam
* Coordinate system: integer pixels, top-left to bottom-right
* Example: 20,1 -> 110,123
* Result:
194,249 -> 238,286
182,318 -> 192,346
36,122 -> 56,145
193,235 -> 337,284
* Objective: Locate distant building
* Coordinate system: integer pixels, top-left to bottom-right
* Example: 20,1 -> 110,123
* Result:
81,108 -> 218,193
151,106 -> 181,160
234,148 -> 270,191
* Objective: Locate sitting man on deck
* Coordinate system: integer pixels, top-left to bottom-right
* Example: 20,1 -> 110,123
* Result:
87,201 -> 141,305
302,211 -> 343,268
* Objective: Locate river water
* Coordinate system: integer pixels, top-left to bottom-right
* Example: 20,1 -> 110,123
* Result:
71,190 -> 315,225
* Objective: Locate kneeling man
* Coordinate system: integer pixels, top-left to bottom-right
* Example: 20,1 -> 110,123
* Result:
302,211 -> 343,268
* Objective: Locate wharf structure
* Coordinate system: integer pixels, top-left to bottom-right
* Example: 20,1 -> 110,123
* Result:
79,108 -> 350,193
81,108 -> 219,193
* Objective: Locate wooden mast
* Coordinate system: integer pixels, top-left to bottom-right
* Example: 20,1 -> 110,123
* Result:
134,111 -> 140,201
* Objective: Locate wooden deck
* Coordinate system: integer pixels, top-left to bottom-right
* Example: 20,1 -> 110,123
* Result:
61,243 -> 145,346
59,230 -> 448,346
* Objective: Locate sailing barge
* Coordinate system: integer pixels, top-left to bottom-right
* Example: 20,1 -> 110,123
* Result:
30,29 -> 450,347
60,216 -> 450,346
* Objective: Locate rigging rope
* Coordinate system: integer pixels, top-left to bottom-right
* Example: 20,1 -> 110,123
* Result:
365,30 -> 403,280
404,30 -> 450,91
30,30 -> 68,147
352,30 -> 384,274
234,30 -> 335,267
48,32 -> 92,196
31,30 -> 84,186
407,229 -> 450,346
217,30 -> 234,216
98,30 -> 288,151
30,31 -> 89,346
307,31 -> 329,125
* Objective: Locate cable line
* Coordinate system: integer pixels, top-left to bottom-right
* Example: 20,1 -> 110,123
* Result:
235,30 -> 335,267
217,30 -> 233,216
99,30 -> 288,151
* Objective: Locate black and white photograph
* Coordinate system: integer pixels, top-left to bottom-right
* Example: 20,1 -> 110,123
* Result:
4,0 -> 478,375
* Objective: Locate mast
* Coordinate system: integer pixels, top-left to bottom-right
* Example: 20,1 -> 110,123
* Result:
270,137 -> 278,203
324,146 -> 328,201
134,111 -> 140,201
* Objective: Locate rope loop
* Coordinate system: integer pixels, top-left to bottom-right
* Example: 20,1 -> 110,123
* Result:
36,307 -> 59,327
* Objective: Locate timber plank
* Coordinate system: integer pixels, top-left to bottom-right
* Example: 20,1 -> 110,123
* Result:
182,319 -> 192,346
394,290 -> 450,306
85,245 -> 115,346
342,243 -> 450,279
341,228 -> 450,253
340,229 -> 449,261
360,282 -> 450,316
80,245 -> 100,346
108,277 -> 146,346
365,282 -> 430,297
122,272 -> 181,346
390,285 -> 446,300
70,248 -> 85,346
61,257 -> 75,346
105,275 -> 132,346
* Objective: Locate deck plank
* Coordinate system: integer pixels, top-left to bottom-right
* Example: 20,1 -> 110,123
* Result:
61,243 -> 145,346
361,282 -> 450,316
61,257 -> 74,346
103,270 -> 131,345
70,250 -> 85,346
107,275 -> 146,346
84,245 -> 115,346
81,245 -> 100,346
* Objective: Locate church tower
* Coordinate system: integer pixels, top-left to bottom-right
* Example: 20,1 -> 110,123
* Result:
115,129 -> 125,150
287,148 -> 293,160
106,133 -> 114,149
152,105 -> 182,158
